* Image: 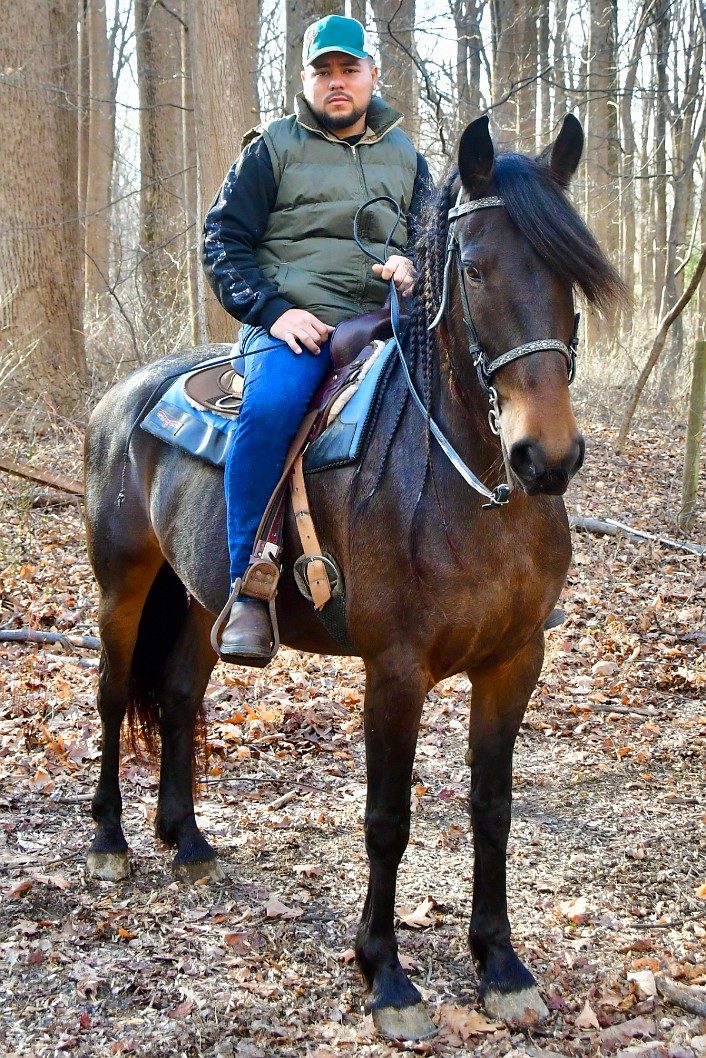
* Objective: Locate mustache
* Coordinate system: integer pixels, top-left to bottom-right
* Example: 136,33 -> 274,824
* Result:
325,92 -> 353,103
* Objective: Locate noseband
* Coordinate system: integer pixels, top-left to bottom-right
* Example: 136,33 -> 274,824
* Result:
429,193 -> 580,436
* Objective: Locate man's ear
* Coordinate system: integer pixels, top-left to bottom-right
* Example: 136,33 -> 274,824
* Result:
370,63 -> 379,90
458,116 -> 494,196
536,114 -> 583,187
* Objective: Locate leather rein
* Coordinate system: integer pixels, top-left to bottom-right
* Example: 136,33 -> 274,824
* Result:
354,194 -> 580,510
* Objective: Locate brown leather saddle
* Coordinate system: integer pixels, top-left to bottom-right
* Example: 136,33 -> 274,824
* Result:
184,300 -> 409,434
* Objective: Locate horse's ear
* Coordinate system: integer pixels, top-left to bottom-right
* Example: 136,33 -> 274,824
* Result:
458,116 -> 495,195
537,114 -> 584,186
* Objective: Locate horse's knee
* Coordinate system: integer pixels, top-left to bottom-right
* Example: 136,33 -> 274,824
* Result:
364,807 -> 410,864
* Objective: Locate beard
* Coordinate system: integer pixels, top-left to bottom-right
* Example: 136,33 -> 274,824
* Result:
310,100 -> 368,132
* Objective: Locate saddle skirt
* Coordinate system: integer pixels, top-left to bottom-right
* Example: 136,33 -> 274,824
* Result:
140,339 -> 396,471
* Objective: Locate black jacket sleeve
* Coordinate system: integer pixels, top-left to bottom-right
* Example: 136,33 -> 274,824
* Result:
201,137 -> 295,331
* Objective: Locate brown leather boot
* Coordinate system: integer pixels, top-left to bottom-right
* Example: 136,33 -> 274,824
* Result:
219,599 -> 273,662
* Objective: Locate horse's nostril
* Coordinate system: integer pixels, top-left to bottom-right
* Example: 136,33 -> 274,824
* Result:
510,436 -> 585,494
510,442 -> 545,482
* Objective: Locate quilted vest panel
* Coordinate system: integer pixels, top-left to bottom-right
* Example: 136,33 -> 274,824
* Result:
256,99 -> 417,327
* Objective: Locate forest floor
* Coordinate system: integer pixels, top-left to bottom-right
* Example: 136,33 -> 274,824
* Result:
0,393 -> 704,1058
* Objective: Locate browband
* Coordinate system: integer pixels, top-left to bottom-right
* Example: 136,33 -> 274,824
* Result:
448,195 -> 505,222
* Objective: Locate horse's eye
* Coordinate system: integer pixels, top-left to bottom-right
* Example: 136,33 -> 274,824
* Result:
463,262 -> 481,283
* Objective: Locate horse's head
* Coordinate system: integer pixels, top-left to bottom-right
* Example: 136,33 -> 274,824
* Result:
444,114 -> 623,496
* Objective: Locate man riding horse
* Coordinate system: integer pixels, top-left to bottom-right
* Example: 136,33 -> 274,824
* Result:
202,15 -> 431,664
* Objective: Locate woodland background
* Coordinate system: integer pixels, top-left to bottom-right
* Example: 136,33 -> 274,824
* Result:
0,4 -> 705,1058
0,0 -> 705,434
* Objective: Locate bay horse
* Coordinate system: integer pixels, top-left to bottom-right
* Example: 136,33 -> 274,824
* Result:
84,116 -> 624,1038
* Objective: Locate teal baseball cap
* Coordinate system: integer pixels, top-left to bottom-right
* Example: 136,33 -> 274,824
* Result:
302,15 -> 375,66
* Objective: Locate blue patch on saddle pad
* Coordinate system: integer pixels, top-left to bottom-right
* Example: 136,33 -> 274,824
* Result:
140,340 -> 396,471
303,340 -> 395,472
140,353 -> 239,467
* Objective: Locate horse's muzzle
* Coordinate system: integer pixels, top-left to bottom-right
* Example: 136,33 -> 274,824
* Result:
509,435 -> 585,495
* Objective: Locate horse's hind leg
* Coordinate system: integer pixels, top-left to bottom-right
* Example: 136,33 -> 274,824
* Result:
355,660 -> 435,1041
88,556 -> 163,880
155,600 -> 222,881
466,635 -> 549,1027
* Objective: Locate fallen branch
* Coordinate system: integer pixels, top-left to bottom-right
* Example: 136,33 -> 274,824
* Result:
569,515 -> 705,556
655,973 -> 706,1017
0,629 -> 101,651
0,455 -> 83,496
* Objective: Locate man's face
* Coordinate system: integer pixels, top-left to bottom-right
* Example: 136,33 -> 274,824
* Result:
301,52 -> 378,137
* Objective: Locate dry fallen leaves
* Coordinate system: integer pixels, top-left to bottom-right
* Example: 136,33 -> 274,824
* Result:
397,895 -> 438,929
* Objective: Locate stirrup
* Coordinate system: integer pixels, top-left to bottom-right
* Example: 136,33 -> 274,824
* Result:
210,565 -> 281,666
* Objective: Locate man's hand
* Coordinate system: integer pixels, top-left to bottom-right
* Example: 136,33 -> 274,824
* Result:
372,255 -> 417,297
270,309 -> 334,354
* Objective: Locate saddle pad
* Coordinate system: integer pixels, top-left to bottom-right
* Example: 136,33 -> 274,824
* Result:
140,353 -> 240,468
140,339 -> 396,471
303,339 -> 395,473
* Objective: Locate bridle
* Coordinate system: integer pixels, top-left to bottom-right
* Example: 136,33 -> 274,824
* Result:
353,193 -> 581,509
429,193 -> 580,439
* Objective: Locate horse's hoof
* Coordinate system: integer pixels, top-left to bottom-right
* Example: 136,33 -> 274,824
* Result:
173,857 -> 225,883
86,850 -> 131,881
483,985 -> 549,1028
372,1003 -> 437,1041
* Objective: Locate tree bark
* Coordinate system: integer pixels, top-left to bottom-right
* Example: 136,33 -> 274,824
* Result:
284,0 -> 344,115
84,0 -> 115,303
180,8 -> 200,345
189,0 -> 260,343
371,0 -> 419,144
135,0 -> 189,352
489,0 -> 541,151
652,0 -> 669,315
0,0 -> 87,414
679,340 -> 706,532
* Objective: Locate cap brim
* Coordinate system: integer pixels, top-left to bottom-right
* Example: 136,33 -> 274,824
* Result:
306,45 -> 370,64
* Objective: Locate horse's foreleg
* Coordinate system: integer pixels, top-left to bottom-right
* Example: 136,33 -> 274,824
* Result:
88,562 -> 161,880
355,661 -> 435,1041
155,600 -> 222,881
466,635 -> 548,1027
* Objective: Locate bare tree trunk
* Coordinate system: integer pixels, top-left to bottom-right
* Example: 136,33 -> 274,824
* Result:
585,0 -> 619,348
135,0 -> 189,353
451,0 -> 482,133
638,101 -> 653,304
552,0 -> 568,125
190,0 -> 260,343
652,0 -> 669,315
489,0 -> 540,151
371,0 -> 418,144
679,339 -> 706,531
84,0 -> 115,304
619,0 -> 650,305
658,22 -> 704,393
538,1 -> 550,135
181,10 -> 200,345
77,0 -> 89,222
0,0 -> 87,413
285,0 -> 344,115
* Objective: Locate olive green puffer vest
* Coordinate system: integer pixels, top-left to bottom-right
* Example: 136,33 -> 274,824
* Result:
255,94 -> 418,327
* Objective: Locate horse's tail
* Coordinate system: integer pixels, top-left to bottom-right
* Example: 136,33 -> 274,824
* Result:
126,562 -> 203,764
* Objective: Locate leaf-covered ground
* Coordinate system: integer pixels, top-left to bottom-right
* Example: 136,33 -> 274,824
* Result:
1,397 -> 704,1058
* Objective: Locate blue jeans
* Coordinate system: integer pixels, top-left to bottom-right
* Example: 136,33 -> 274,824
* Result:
225,325 -> 332,585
